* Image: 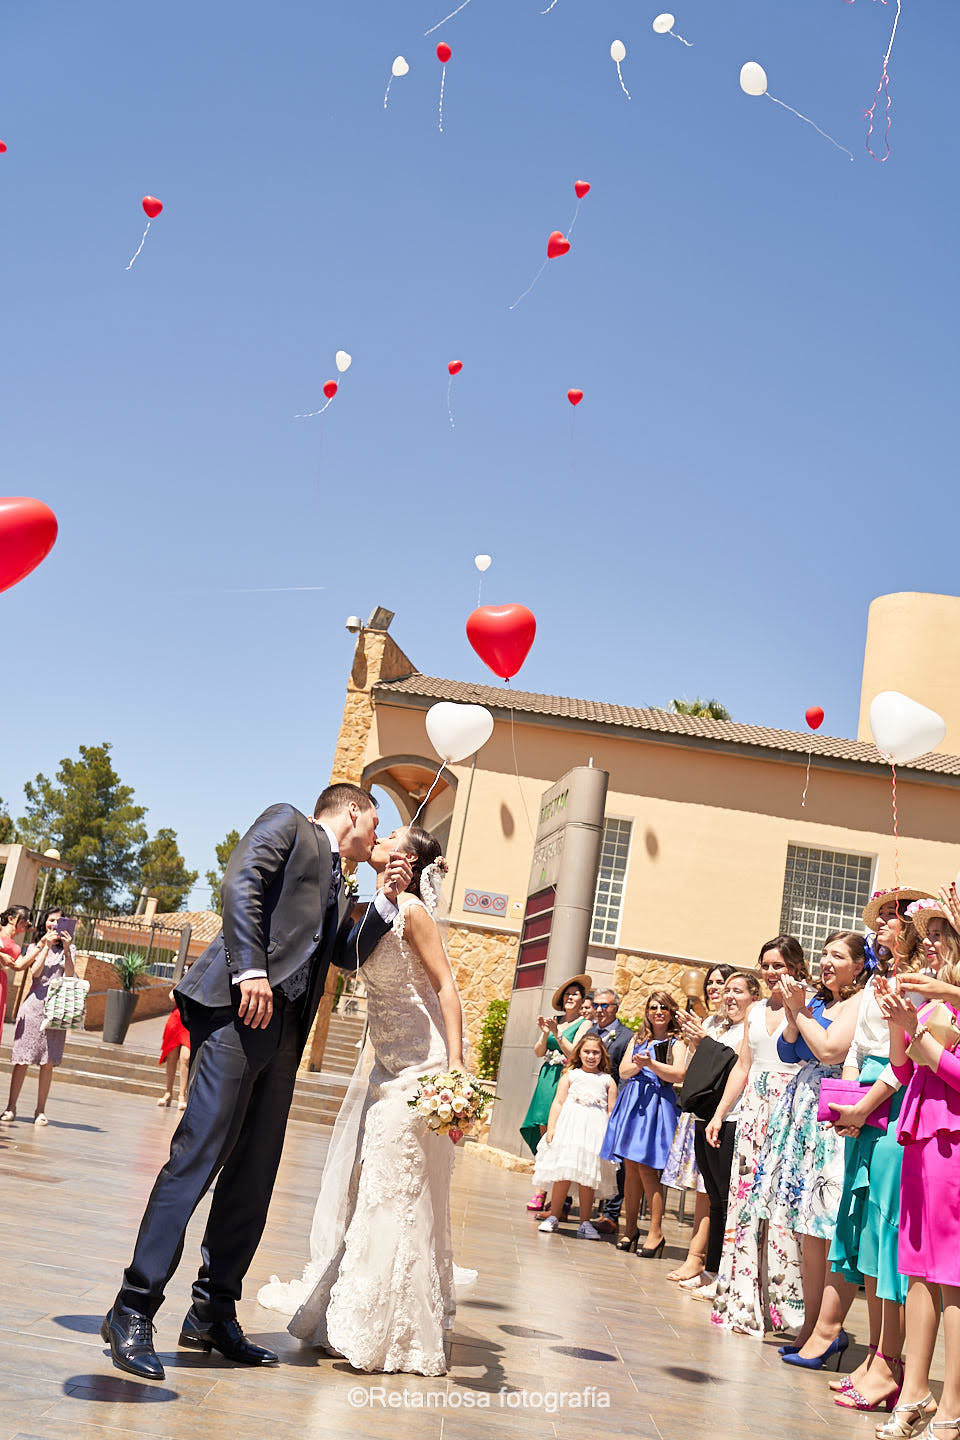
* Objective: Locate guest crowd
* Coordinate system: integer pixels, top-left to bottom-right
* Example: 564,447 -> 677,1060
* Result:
521,883 -> 960,1440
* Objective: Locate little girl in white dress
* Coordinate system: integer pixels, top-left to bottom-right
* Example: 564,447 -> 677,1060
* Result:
534,1033 -> 618,1240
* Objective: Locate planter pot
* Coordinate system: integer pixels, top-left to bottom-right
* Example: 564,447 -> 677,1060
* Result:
103,989 -> 139,1045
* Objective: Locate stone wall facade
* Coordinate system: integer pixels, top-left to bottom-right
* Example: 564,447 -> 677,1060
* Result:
329,630 -> 416,786
445,920 -> 519,1056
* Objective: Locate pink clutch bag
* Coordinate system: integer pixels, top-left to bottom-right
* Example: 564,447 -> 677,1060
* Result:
817,1077 -> 891,1129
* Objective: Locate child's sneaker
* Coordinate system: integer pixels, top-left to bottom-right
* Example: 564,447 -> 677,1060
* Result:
538,1214 -> 559,1233
577,1220 -> 601,1240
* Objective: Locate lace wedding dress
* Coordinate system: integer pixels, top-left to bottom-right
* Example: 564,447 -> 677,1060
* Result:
257,895 -> 461,1375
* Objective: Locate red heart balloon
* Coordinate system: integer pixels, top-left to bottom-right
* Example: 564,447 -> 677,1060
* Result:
805,706 -> 825,731
574,180 -> 590,199
142,195 -> 163,219
436,42 -> 452,62
467,604 -> 537,681
448,360 -> 463,375
0,497 -> 58,594
567,389 -> 583,406
546,230 -> 571,259
0,141 -> 7,155
323,380 -> 338,399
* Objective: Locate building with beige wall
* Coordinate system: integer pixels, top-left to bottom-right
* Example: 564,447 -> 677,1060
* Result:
327,604 -> 960,1063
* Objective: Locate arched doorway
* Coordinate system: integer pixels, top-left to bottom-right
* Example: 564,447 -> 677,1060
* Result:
361,754 -> 457,855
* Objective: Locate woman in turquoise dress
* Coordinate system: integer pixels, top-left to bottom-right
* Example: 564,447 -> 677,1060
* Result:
520,974 -> 592,1206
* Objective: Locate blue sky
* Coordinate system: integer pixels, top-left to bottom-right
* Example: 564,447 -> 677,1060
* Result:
2,0 -> 957,908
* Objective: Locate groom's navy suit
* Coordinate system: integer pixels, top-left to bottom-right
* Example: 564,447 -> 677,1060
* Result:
117,804 -> 390,1322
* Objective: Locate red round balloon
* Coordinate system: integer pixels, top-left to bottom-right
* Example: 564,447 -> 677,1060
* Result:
574,180 -> 590,199
466,604 -> 537,681
436,42 -> 452,62
567,389 -> 583,406
142,195 -> 163,219
0,497 -> 58,594
805,706 -> 825,731
546,230 -> 571,259
323,380 -> 338,399
448,360 -> 463,375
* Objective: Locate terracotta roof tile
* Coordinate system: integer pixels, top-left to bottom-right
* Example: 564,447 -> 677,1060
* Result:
100,911 -> 223,946
375,674 -> 960,778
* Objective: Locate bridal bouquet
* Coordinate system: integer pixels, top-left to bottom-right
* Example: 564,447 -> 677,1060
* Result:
408,1069 -> 492,1144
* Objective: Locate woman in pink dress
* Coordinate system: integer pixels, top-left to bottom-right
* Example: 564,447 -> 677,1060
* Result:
873,896 -> 960,1440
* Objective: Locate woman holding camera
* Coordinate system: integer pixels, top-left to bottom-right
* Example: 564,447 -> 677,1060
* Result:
1,907 -> 77,1126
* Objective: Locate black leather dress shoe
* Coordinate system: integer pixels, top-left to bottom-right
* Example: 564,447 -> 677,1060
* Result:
101,1304 -> 165,1380
179,1307 -> 279,1365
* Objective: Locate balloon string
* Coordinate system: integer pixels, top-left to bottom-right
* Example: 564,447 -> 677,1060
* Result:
410,760 -> 446,828
383,74 -> 394,110
447,374 -> 455,429
295,396 -> 334,418
670,28 -> 693,46
508,258 -> 548,310
477,576 -> 483,607
125,220 -> 151,271
765,93 -> 854,160
863,0 -> 901,162
540,0 -> 560,12
891,762 -> 901,895
424,0 -> 472,35
438,65 -> 446,133
615,60 -> 631,101
568,196 -> 582,235
800,749 -> 812,808
570,412 -> 576,483
509,704 -> 535,839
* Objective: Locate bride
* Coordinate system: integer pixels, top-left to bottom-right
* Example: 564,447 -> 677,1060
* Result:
257,823 -> 467,1376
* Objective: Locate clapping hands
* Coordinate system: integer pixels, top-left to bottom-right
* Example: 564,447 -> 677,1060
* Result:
775,975 -> 806,1017
677,1010 -> 705,1049
875,975 -> 919,1036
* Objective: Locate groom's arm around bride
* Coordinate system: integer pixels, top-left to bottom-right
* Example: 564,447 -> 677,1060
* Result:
101,783 -> 412,1382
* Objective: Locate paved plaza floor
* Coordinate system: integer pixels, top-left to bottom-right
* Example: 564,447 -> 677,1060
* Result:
0,1080 -> 948,1440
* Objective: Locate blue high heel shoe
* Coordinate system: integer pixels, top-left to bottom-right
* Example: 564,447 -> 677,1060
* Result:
781,1330 -> 849,1371
778,1343 -> 801,1356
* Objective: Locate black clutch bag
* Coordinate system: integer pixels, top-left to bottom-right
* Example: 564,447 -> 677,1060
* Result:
678,1035 -> 738,1122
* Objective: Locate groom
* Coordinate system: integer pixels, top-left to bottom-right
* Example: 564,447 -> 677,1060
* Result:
102,784 -> 411,1381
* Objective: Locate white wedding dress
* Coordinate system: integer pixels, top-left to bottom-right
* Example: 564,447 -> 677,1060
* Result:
257,895 -> 462,1375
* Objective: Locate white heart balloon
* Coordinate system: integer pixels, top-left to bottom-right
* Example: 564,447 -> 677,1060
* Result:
610,39 -> 626,62
392,56 -> 409,77
474,554 -> 492,573
739,60 -> 768,96
426,702 -> 494,764
869,691 -> 946,765
335,350 -> 352,373
653,14 -> 675,34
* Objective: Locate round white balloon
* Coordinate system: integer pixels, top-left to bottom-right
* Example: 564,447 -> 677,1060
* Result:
869,691 -> 947,765
610,40 -> 626,62
653,14 -> 675,34
474,554 -> 492,573
426,702 -> 495,764
335,350 -> 352,374
739,61 -> 768,96
392,56 -> 409,77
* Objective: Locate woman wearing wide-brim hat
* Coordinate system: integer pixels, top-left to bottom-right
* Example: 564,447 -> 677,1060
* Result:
519,973 -> 593,1204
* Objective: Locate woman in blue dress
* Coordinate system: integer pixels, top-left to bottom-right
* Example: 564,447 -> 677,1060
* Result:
600,990 -> 684,1256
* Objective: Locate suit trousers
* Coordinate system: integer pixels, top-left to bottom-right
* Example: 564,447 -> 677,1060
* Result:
118,992 -> 303,1319
694,1117 -> 737,1274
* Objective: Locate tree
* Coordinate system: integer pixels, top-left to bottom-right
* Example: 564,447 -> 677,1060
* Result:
139,828 -> 199,913
17,743 -> 148,911
0,797 -> 17,845
669,697 -> 732,722
205,828 -> 240,915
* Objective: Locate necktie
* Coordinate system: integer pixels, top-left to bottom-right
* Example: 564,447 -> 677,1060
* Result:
328,854 -> 342,912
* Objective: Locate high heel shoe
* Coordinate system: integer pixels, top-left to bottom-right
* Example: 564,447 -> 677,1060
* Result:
617,1231 -> 640,1253
831,1343 -> 877,1394
526,1191 -> 547,1212
875,1394 -> 937,1438
778,1343 -> 802,1356
639,1237 -> 666,1259
835,1355 -> 904,1413
781,1329 -> 849,1371
156,1092 -> 172,1108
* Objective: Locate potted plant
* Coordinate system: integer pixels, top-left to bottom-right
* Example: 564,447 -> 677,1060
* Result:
103,952 -> 150,1044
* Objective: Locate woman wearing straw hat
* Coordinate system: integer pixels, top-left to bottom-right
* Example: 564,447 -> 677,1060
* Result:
792,887 -> 929,1411
520,973 -> 593,1208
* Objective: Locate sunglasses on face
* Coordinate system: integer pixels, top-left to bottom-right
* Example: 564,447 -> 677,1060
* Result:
647,1004 -> 670,1013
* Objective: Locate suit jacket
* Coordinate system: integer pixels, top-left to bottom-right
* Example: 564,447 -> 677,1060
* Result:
590,1018 -> 634,1084
176,803 -> 388,1042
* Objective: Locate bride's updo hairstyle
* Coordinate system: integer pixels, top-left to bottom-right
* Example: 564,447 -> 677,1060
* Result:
400,824 -> 444,900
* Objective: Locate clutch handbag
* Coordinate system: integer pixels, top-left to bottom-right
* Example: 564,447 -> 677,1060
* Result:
816,1077 -> 890,1129
906,1002 -> 960,1069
